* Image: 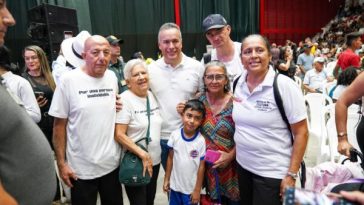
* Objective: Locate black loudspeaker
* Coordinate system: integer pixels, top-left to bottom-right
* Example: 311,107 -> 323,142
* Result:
27,4 -> 79,62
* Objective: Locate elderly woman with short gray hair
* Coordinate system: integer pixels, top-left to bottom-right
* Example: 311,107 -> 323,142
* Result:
114,59 -> 163,205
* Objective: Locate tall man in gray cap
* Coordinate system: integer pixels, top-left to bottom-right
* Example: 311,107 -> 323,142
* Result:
107,35 -> 128,94
202,14 -> 244,86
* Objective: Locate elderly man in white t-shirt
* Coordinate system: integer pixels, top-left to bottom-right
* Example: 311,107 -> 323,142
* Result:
49,35 -> 123,205
303,57 -> 334,93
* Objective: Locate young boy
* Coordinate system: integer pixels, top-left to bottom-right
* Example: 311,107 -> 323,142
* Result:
163,99 -> 206,205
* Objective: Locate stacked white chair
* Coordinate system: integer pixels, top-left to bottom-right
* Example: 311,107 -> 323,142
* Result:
327,104 -> 361,162
294,76 -> 303,94
304,93 -> 333,164
294,76 -> 302,88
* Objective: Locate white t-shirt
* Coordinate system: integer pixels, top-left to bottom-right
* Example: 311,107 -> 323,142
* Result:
148,54 -> 204,138
167,128 -> 206,194
203,42 -> 245,87
303,69 -> 328,91
1,71 -> 41,122
233,67 -> 307,179
49,69 -> 121,179
116,90 -> 162,165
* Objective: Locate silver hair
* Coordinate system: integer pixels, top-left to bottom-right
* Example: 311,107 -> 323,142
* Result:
204,60 -> 231,92
158,22 -> 182,43
123,59 -> 148,80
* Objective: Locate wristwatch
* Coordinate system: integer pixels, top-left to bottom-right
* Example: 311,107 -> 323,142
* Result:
337,132 -> 347,138
286,171 -> 298,180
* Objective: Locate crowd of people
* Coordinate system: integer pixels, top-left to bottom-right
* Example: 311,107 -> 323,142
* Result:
2,0 -> 364,204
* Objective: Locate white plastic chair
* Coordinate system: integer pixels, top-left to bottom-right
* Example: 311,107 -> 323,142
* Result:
327,109 -> 361,162
316,104 -> 336,163
304,93 -> 333,163
304,93 -> 333,134
294,76 -> 302,87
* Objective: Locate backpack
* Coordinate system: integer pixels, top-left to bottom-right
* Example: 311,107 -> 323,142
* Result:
203,53 -> 211,64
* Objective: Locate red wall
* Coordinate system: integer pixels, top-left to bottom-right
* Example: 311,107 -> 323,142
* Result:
260,0 -> 345,46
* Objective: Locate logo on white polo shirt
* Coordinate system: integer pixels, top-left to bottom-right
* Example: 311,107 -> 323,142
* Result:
190,150 -> 199,158
254,100 -> 273,112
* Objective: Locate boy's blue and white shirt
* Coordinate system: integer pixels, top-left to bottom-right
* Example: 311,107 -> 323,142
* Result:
167,128 -> 206,194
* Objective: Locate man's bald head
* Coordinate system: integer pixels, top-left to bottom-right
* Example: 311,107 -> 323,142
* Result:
84,35 -> 110,53
82,35 -> 111,78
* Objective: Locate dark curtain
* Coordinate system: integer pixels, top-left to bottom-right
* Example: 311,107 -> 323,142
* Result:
5,0 -> 258,65
6,0 -> 38,67
88,0 -> 175,61
88,0 -> 258,60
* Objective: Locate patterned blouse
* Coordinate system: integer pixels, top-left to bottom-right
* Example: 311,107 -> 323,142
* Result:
199,94 -> 240,201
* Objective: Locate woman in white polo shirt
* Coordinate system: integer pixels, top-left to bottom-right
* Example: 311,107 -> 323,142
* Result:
233,34 -> 308,205
115,59 -> 163,205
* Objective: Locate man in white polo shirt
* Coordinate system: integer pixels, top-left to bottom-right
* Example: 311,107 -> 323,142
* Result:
148,22 -> 204,170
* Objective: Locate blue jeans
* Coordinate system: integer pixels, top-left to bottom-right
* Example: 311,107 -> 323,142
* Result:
160,139 -> 169,171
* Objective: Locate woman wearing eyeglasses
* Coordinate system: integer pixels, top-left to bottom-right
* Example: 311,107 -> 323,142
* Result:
22,45 -> 56,148
200,60 -> 240,204
177,60 -> 240,204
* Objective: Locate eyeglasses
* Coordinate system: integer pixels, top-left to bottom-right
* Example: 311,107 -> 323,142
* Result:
204,74 -> 226,82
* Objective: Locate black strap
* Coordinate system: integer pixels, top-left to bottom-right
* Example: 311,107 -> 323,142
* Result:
71,44 -> 83,59
273,72 -> 293,143
135,96 -> 151,147
273,72 -> 306,188
203,53 -> 211,64
232,75 -> 241,93
146,96 -> 151,145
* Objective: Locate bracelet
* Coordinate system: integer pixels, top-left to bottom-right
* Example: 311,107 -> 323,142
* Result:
286,171 -> 298,180
337,132 -> 347,138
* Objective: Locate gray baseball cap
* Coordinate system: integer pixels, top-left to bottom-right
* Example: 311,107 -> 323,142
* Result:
202,14 -> 227,32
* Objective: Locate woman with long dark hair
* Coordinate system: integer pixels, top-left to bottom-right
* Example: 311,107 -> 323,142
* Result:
277,46 -> 298,80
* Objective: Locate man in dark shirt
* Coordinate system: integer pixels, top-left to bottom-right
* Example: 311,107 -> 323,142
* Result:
106,35 -> 128,94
